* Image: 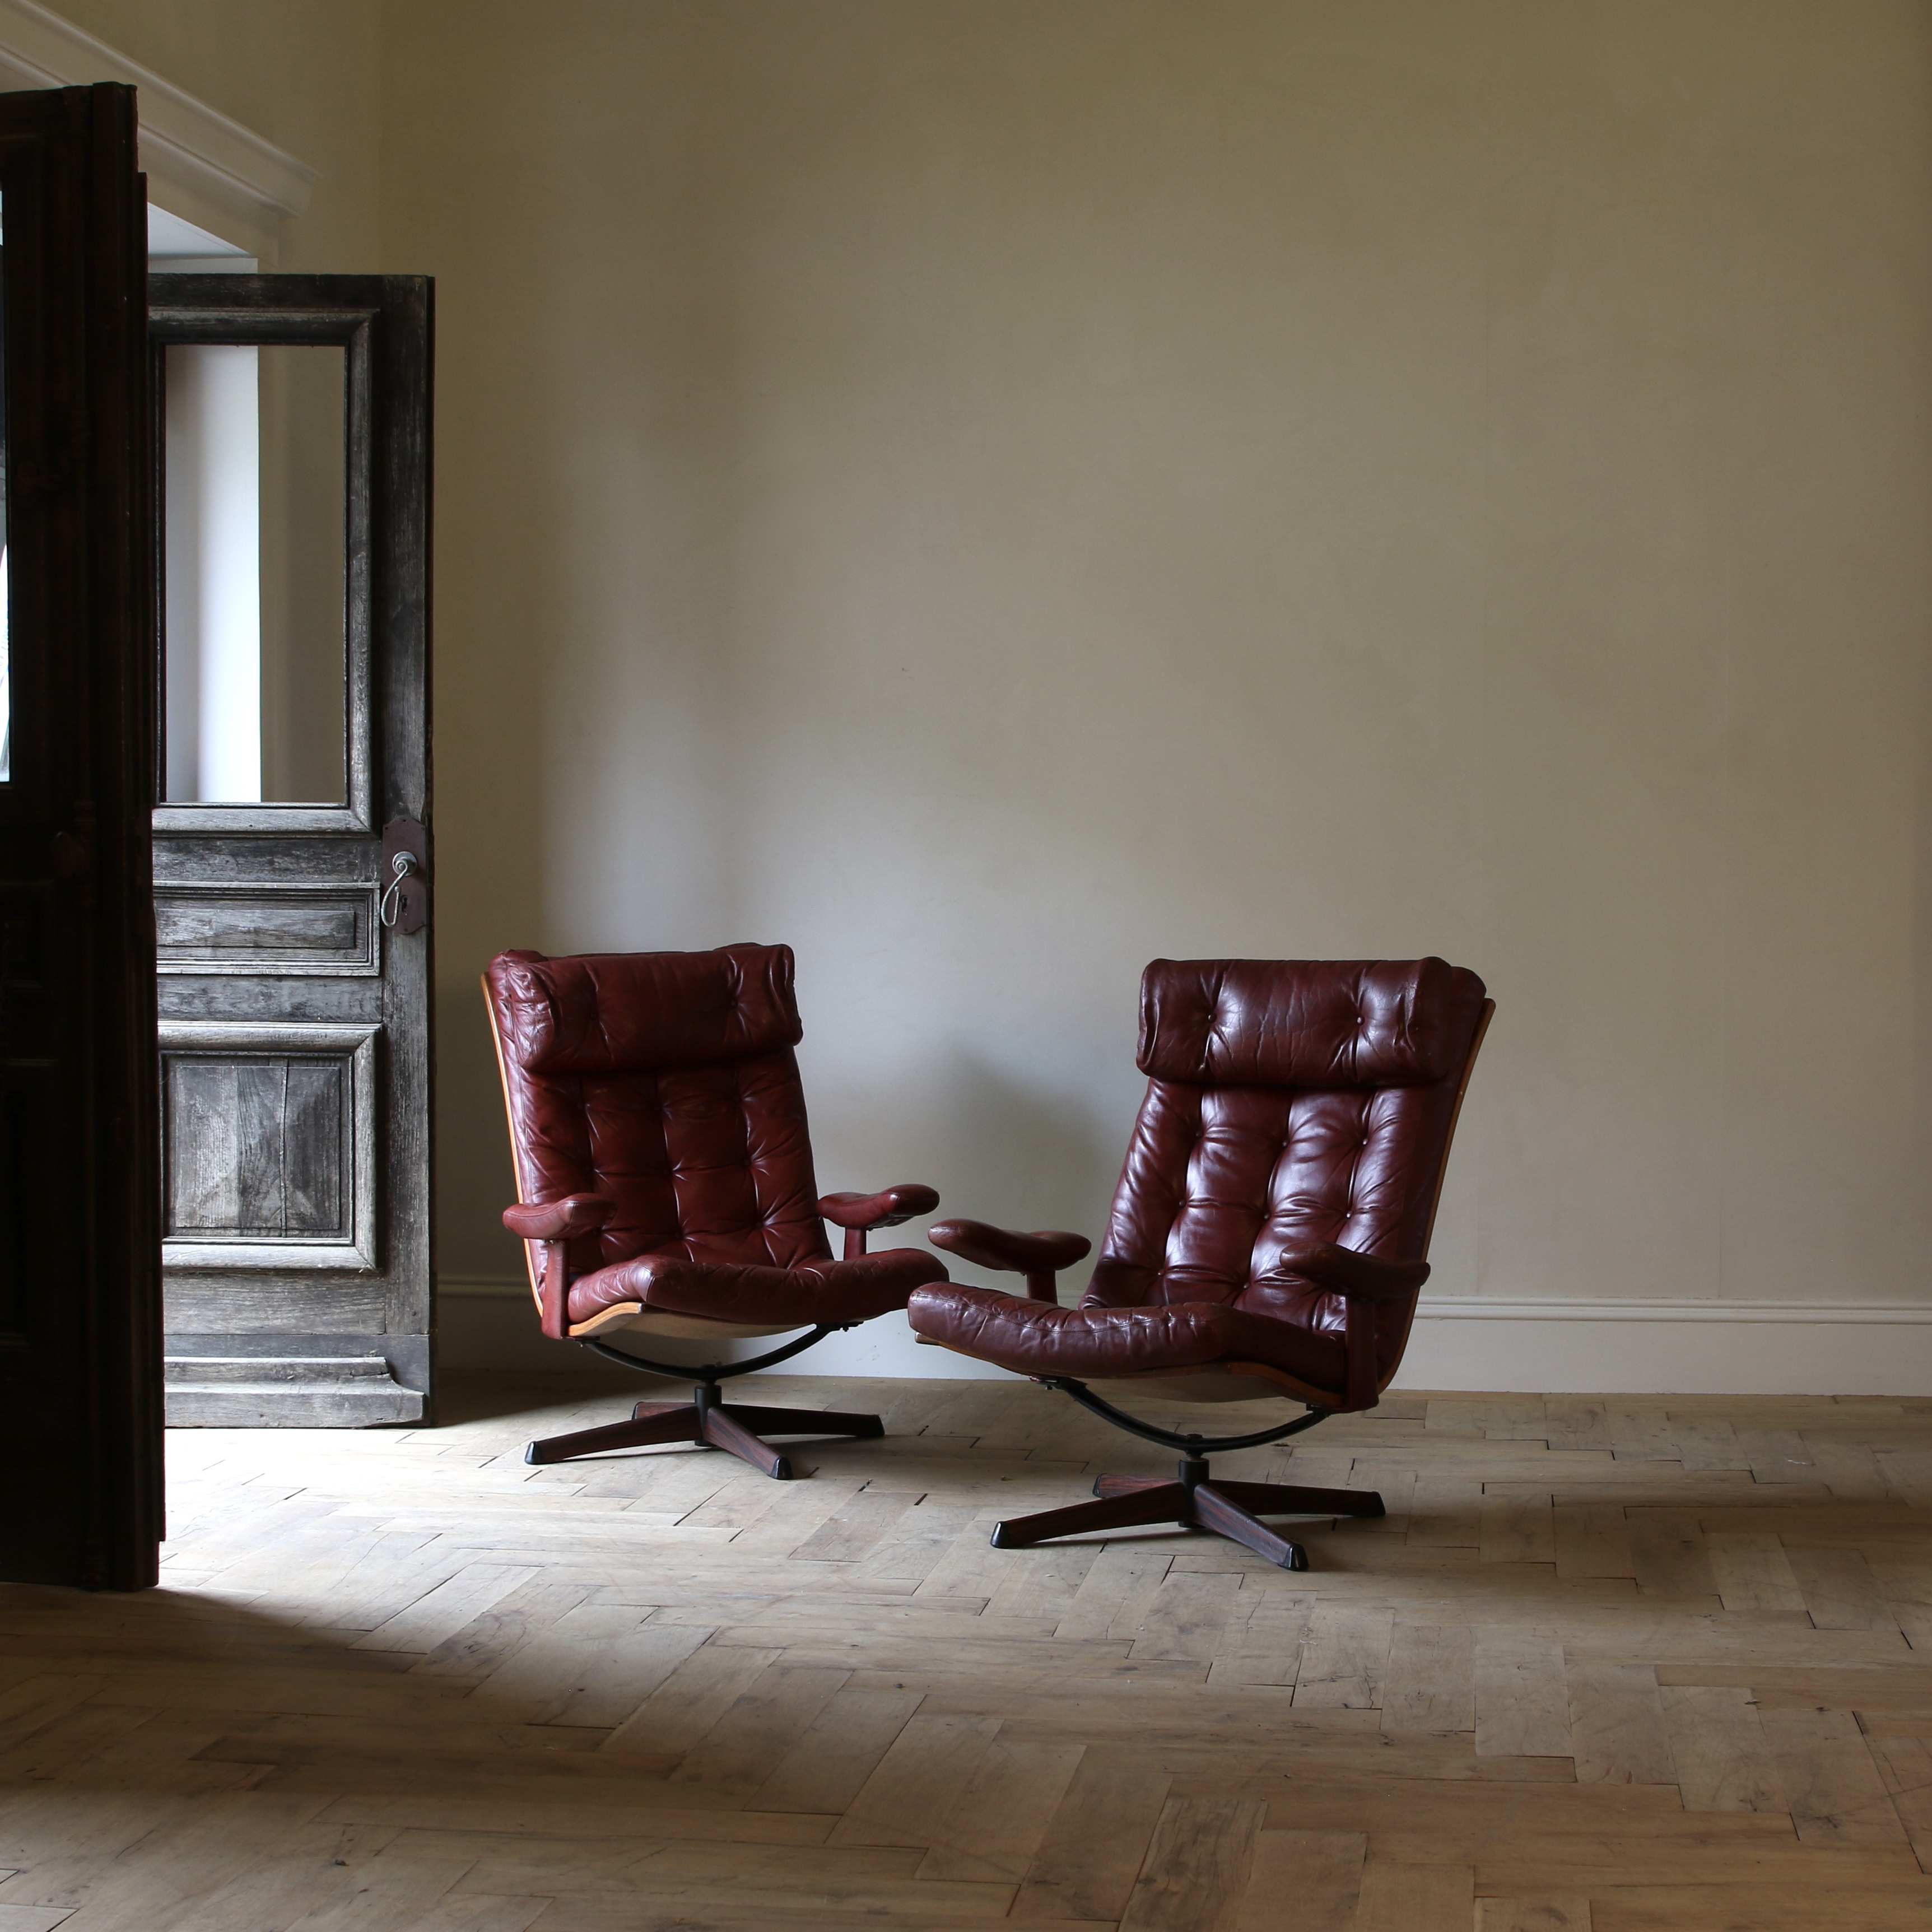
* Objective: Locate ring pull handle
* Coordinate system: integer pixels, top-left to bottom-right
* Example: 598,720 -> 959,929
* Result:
379,850 -> 418,929
379,817 -> 430,935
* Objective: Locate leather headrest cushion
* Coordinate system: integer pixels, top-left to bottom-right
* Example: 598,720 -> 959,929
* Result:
485,944 -> 803,1074
1138,957 -> 1486,1088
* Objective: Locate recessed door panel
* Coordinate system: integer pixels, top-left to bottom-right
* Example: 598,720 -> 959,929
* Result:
155,883 -> 378,974
161,1022 -> 377,1268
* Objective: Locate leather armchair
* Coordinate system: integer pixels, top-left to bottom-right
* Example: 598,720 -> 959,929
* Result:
908,956 -> 1491,1568
484,943 -> 947,1478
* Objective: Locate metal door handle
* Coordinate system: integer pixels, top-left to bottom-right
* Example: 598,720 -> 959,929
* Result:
379,817 -> 430,935
379,851 -> 418,929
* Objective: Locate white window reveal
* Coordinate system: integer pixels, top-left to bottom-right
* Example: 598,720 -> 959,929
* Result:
164,343 -> 262,803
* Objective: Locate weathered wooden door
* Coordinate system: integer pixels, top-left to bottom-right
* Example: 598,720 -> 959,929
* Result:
0,83 -> 164,1587
150,276 -> 435,1427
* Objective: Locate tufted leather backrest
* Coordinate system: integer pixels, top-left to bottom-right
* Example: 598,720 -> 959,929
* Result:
1087,958 -> 1489,1382
483,945 -> 833,1278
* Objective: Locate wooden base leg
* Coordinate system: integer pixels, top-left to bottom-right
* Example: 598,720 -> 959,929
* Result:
1211,1478 -> 1385,1520
701,1404 -> 810,1481
1093,1473 -> 1173,1499
526,1383 -> 891,1481
725,1404 -> 885,1441
990,1482 -> 1188,1549
525,1407 -> 701,1465
1189,1482 -> 1308,1571
993,1462 -> 1367,1568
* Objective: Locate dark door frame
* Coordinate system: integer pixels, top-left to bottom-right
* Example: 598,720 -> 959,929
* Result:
0,81 -> 164,1590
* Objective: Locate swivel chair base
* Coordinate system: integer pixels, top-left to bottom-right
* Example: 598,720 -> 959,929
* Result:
989,1456 -> 1384,1570
525,1380 -> 884,1481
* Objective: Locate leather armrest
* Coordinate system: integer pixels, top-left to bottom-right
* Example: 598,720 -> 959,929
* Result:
818,1184 -> 940,1231
928,1219 -> 1092,1274
928,1219 -> 1091,1303
1273,1241 -> 1429,1302
503,1194 -> 614,1342
502,1194 -> 617,1241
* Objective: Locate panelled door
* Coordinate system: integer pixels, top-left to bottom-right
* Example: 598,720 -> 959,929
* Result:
0,83 -> 163,1588
150,276 -> 435,1427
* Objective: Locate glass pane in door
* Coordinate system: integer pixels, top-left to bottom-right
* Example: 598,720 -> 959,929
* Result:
163,342 -> 346,803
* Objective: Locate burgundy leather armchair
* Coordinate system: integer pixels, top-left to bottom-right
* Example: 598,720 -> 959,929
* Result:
907,957 -> 1491,1568
484,943 -> 947,1478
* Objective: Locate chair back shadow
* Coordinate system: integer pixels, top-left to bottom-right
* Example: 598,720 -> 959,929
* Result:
907,956 -> 1491,1568
483,943 -> 946,1478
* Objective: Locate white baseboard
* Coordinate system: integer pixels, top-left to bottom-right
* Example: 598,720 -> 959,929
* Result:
1398,1298 -> 1932,1397
436,1277 -> 1932,1397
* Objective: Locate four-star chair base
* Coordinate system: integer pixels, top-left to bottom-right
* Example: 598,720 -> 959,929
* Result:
523,1328 -> 886,1481
989,1456 -> 1385,1570
525,1377 -> 884,1481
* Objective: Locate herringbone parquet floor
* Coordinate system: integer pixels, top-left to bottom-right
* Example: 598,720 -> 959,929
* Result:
3,1371 -> 1932,1930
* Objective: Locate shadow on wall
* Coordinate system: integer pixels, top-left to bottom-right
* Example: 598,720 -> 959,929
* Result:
434,981 -> 522,1284
907,1045 -> 1125,1291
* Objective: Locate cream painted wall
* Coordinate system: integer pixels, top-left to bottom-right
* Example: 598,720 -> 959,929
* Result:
382,0 -> 1932,1377
46,0 -> 381,271
34,0 -> 1932,1384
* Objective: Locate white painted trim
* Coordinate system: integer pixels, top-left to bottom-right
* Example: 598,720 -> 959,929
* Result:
1399,1301 -> 1932,1398
1416,1297 -> 1932,1325
436,1277 -> 1932,1394
440,1275 -> 534,1299
0,0 -> 316,259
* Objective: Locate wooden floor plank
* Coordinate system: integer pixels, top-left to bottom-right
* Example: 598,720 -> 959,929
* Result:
1292,1605 -> 1393,1710
1705,1533 -> 1808,1615
1628,1512 -> 1722,1602
669,1662 -> 850,1795
1117,1795 -> 1264,1932
1353,1852 -> 1475,1932
1659,1684 -> 1785,1812
746,1684 -> 923,1815
1757,1705 -> 1910,1847
1014,1754 -> 1174,1921
1784,1546 -> 1896,1634
1477,1901 -> 1593,1931
1553,1502 -> 1634,1582
915,1735 -> 1085,1883
827,1712 -> 1003,1847
1207,1591 -> 1307,1689
1381,1623 -> 1474,1737
1233,1827 -> 1362,1930
598,1643 -> 783,1765
1566,1659 -> 1674,1785
1474,1631 -> 1571,1759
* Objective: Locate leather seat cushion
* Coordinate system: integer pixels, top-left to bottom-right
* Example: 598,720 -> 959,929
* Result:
906,1283 -> 1348,1391
570,1244 -> 945,1328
